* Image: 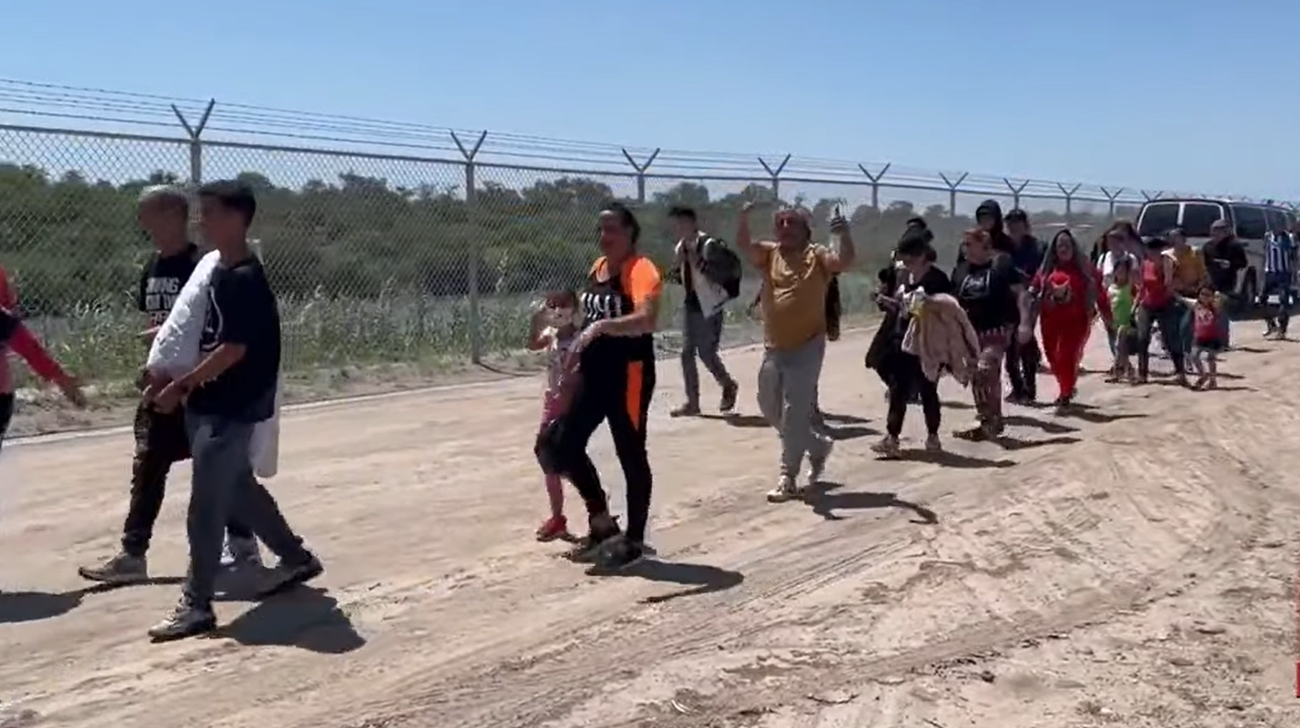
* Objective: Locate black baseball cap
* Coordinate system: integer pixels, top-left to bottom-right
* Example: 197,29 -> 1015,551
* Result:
1005,209 -> 1029,223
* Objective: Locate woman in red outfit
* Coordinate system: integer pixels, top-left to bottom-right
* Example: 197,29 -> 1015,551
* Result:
1032,230 -> 1098,413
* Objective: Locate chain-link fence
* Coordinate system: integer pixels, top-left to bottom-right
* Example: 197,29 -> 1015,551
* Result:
0,120 -> 1233,388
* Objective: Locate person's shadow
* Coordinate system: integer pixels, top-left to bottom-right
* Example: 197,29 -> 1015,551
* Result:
213,587 -> 365,655
597,559 -> 744,605
895,449 -> 1014,469
701,413 -> 768,428
0,577 -> 182,625
805,482 -> 940,524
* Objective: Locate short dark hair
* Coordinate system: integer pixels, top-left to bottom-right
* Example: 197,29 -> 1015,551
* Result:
198,180 -> 257,227
667,206 -> 697,223
1005,209 -> 1029,224
896,230 -> 931,259
602,201 -> 641,244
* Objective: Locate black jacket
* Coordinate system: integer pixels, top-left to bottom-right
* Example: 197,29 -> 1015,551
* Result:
1202,237 -> 1248,293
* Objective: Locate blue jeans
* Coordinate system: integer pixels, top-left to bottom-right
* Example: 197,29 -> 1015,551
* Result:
182,411 -> 311,607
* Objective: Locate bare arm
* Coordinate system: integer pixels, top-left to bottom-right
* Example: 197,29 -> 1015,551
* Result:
1012,283 -> 1033,324
176,343 -> 247,391
735,203 -> 771,267
818,217 -> 857,274
527,309 -> 552,350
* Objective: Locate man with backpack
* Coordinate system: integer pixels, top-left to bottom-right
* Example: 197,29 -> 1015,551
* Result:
666,206 -> 741,417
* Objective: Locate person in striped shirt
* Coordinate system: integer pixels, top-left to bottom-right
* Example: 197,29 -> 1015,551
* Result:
1262,228 -> 1295,339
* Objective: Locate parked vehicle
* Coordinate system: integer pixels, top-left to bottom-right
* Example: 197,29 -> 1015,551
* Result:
1136,198 -> 1297,306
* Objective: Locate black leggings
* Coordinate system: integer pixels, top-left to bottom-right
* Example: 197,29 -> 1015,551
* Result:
884,351 -> 941,437
538,359 -> 655,543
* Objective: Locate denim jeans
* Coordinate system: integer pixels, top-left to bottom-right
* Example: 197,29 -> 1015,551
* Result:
680,308 -> 734,406
182,411 -> 311,607
1136,301 -> 1186,378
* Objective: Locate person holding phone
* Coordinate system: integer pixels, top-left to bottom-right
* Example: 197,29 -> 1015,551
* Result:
735,203 -> 855,503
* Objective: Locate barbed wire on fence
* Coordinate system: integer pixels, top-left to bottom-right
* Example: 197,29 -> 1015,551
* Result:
0,78 -> 1294,388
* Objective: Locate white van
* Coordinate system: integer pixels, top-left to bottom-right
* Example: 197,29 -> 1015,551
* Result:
1135,198 -> 1297,306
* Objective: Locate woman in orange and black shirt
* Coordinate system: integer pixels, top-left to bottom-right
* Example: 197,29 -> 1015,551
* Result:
537,202 -> 662,573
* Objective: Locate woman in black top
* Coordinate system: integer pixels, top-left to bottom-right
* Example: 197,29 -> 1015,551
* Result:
870,230 -> 952,458
537,202 -> 663,573
950,228 -> 1034,440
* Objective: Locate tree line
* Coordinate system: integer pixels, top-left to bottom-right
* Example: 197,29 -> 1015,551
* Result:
0,162 -> 1138,316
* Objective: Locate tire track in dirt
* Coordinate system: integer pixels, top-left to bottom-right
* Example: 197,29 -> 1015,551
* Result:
301,339 -> 1295,728
3,329 -> 1294,728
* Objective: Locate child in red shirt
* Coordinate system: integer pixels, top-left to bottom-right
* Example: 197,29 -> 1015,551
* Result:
1184,284 -> 1225,390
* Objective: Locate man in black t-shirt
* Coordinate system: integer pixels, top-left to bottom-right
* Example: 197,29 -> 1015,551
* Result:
79,185 -> 260,586
145,180 -> 322,643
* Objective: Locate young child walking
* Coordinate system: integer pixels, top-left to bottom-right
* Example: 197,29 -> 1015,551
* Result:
528,290 -> 580,541
1105,258 -> 1138,384
1185,284 -> 1225,390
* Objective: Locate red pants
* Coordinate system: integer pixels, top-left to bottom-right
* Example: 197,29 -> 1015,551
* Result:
1041,317 -> 1089,398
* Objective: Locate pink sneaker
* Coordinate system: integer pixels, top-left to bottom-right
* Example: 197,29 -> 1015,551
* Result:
535,515 -> 569,542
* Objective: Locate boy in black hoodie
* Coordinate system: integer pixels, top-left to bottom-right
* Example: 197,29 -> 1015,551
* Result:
1003,209 -> 1046,403
956,200 -> 1017,264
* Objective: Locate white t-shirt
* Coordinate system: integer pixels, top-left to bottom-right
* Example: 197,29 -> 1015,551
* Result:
1100,250 -> 1138,286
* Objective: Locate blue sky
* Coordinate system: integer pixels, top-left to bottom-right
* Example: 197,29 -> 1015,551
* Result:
2,0 -> 1297,205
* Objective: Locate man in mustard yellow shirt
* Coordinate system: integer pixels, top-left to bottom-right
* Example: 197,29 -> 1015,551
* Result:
735,202 -> 856,503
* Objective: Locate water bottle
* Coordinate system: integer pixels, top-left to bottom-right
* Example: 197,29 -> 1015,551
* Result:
828,205 -> 843,256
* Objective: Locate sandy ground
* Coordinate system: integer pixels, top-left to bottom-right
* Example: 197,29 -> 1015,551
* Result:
1,324 -> 1298,728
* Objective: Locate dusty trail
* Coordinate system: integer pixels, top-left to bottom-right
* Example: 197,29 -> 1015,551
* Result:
1,326 -> 1297,728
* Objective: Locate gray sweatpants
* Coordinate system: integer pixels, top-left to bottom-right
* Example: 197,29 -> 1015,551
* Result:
757,336 -> 832,478
681,308 -> 734,405
182,411 -> 310,607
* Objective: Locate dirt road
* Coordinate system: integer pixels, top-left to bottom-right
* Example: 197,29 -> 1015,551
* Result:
1,326 -> 1297,728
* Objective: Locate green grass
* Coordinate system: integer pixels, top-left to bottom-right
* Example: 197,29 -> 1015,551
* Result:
18,273 -> 883,391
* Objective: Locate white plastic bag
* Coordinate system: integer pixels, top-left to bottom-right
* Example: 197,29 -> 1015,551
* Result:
144,249 -> 282,478
146,250 -> 220,379
249,381 -> 281,478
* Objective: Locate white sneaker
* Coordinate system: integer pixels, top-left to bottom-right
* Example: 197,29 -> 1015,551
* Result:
766,475 -> 802,503
807,438 -> 834,484
221,536 -> 263,569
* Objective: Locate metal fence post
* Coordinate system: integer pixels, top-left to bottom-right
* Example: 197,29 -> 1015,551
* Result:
1100,187 -> 1124,219
170,100 -> 215,246
758,154 -> 791,200
857,163 -> 891,209
1141,190 -> 1163,202
620,148 -> 660,204
452,130 -> 488,364
1003,178 -> 1029,211
939,172 -> 968,217
1057,182 -> 1082,223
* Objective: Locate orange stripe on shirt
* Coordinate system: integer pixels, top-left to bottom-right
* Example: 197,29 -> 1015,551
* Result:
625,361 -> 644,431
